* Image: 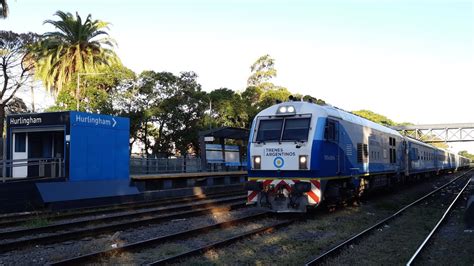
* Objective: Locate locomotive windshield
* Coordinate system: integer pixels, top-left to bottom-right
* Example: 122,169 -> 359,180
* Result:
282,118 -> 311,141
256,118 -> 311,142
256,119 -> 283,142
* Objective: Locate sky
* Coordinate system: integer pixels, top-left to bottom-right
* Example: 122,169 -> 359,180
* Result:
2,0 -> 474,151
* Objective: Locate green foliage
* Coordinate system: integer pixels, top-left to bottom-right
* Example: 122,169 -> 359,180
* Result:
352,110 -> 396,126
258,87 -> 292,110
0,31 -> 40,136
458,150 -> 474,161
242,54 -> 329,126
353,110 -> 451,149
47,64 -> 134,113
33,11 -> 120,94
113,71 -> 206,156
303,95 -> 326,105
203,88 -> 248,129
247,54 -> 277,89
23,217 -> 50,228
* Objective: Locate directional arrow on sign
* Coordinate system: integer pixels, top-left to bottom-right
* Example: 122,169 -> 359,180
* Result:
112,118 -> 117,127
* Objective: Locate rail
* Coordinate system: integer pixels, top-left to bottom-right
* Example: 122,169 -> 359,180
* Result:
406,177 -> 472,265
305,169 -> 473,265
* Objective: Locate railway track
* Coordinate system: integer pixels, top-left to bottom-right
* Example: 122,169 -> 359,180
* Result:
51,211 -> 296,265
0,194 -> 246,253
0,190 -> 244,228
406,175 -> 472,265
305,169 -> 473,265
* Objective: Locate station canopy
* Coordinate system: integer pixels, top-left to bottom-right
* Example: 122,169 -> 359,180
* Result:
199,127 -> 249,140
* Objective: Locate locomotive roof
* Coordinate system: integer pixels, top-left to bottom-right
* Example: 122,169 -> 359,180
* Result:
259,101 -> 403,137
256,101 -> 465,159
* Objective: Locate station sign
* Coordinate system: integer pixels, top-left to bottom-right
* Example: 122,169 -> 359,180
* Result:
73,113 -> 117,128
7,111 -> 126,130
70,112 -> 126,129
7,112 -> 69,127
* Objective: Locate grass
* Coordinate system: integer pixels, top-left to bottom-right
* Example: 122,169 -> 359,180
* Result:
374,200 -> 401,211
22,217 -> 50,228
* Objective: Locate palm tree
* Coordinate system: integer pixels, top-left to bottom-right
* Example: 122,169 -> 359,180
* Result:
34,11 -> 120,95
0,0 -> 8,18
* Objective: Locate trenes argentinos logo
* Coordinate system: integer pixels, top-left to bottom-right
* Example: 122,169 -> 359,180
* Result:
9,116 -> 42,126
273,156 -> 284,168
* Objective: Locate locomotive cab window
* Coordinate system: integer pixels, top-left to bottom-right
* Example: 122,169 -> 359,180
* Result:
256,119 -> 283,142
282,118 -> 311,142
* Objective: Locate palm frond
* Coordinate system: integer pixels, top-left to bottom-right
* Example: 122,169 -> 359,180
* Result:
35,10 -> 120,95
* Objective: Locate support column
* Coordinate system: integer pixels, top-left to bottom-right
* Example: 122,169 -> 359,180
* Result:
199,135 -> 207,172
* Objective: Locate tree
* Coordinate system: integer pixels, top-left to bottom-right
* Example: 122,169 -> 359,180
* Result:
303,95 -> 326,105
258,87 -> 292,110
458,150 -> 474,161
352,110 -> 396,126
166,72 -> 207,157
123,71 -> 207,157
0,31 -> 40,136
0,0 -> 7,18
247,54 -> 277,91
33,11 -> 120,95
112,74 -> 145,154
240,86 -> 262,127
48,64 -> 135,113
203,88 -> 248,128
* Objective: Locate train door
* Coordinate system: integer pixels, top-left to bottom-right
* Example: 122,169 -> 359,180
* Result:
324,119 -> 341,175
12,132 -> 28,178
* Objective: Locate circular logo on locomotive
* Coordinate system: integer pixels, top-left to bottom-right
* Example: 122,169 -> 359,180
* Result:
273,157 -> 284,168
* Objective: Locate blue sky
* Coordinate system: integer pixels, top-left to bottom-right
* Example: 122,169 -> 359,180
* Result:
3,0 -> 474,150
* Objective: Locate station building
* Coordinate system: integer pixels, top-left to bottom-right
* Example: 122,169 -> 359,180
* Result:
1,111 -> 137,212
6,111 -> 129,180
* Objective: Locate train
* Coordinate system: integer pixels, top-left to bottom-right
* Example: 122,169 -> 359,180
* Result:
245,100 -> 471,212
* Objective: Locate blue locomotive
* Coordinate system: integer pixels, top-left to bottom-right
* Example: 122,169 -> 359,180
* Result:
246,100 -> 470,212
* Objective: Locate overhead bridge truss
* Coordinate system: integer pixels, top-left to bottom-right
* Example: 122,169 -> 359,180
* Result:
392,123 -> 474,143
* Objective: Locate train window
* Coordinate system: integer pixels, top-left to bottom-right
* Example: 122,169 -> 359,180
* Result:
256,119 -> 283,142
282,118 -> 311,141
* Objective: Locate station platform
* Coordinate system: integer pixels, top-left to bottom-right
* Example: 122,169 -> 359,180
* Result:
131,170 -> 247,180
0,171 -> 248,214
131,171 -> 247,191
0,177 -> 65,214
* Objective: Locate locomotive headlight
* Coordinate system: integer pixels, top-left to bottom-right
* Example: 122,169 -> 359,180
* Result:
276,105 -> 296,115
253,156 -> 261,170
299,155 -> 308,169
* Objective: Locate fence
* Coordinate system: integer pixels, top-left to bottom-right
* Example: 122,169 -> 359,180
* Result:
0,157 -> 245,181
130,157 -> 203,175
0,157 -> 65,182
130,157 -> 247,175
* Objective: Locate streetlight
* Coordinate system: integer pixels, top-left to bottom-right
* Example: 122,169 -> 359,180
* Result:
76,72 -> 105,111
